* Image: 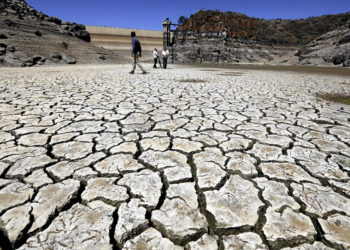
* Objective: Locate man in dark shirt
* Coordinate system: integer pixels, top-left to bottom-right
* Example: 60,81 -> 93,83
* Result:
129,31 -> 147,74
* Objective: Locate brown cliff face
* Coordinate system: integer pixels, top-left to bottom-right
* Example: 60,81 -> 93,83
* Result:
174,10 -> 350,66
179,10 -> 350,45
182,11 -> 258,40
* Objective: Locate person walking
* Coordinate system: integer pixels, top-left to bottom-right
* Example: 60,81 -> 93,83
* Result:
129,31 -> 147,74
153,48 -> 158,68
162,47 -> 170,69
157,49 -> 162,68
153,48 -> 162,68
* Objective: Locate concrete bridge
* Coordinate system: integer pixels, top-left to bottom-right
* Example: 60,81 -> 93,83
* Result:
86,26 -> 163,60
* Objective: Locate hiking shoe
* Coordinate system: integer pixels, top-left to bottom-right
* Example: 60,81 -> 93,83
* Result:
129,71 -> 134,74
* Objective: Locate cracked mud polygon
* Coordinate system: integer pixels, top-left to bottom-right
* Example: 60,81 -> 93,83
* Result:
0,64 -> 350,249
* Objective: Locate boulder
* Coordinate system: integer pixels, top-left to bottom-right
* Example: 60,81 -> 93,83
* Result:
333,54 -> 346,65
75,30 -> 90,42
36,11 -> 46,20
0,2 -> 5,12
44,59 -> 54,65
339,35 -> 350,44
34,30 -> 42,37
296,47 -> 313,57
70,23 -> 85,31
33,55 -> 46,65
0,34 -> 7,39
0,47 -> 6,55
62,55 -> 76,64
13,51 -> 28,60
6,45 -> 15,53
60,41 -> 68,49
47,16 -> 62,25
3,19 -> 18,28
50,53 -> 62,62
2,54 -> 21,67
0,43 -> 7,55
61,25 -> 69,31
22,58 -> 34,67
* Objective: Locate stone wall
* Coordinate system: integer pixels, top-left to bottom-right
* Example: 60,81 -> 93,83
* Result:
86,26 -> 163,59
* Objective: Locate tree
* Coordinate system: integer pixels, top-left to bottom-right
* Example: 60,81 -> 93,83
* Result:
178,16 -> 188,25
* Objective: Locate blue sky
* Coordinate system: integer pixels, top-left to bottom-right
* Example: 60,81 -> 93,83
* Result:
26,0 -> 350,31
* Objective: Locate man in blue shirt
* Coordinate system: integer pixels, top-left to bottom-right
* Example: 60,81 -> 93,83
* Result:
129,31 -> 147,74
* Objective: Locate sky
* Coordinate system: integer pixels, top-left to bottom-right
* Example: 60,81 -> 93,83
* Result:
26,0 -> 350,31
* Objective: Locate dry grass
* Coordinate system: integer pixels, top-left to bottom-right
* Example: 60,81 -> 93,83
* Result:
316,93 -> 350,105
218,71 -> 245,76
177,79 -> 208,83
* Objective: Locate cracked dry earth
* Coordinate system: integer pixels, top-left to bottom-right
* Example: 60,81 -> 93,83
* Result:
0,64 -> 350,250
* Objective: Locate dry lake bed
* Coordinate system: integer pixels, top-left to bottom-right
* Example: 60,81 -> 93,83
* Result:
0,64 -> 350,249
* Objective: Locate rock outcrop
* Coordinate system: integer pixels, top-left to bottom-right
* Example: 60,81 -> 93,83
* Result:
174,10 -> 350,66
179,10 -> 350,46
173,33 -> 299,65
297,23 -> 350,67
0,0 -> 125,67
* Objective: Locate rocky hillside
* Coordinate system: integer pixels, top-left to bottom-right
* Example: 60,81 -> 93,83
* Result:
174,10 -> 350,66
0,0 -> 125,67
173,35 -> 299,65
180,10 -> 350,46
297,24 -> 350,67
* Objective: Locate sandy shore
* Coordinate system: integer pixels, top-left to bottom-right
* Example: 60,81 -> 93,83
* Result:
0,64 -> 349,249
